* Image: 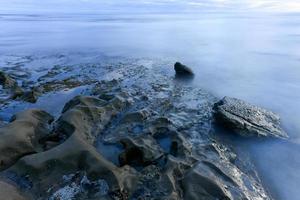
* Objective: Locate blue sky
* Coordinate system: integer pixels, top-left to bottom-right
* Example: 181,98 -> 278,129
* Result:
0,0 -> 300,13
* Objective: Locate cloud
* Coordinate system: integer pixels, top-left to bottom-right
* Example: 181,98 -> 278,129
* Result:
0,0 -> 299,13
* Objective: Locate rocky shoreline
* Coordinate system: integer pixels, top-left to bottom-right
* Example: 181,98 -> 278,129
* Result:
0,55 -> 288,200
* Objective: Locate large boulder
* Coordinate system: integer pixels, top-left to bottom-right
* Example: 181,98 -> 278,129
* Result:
214,96 -> 288,138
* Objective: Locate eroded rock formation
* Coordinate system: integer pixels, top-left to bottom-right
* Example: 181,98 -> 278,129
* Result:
214,96 -> 288,139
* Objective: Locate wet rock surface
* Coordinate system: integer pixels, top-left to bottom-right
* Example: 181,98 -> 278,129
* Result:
214,96 -> 288,139
0,109 -> 53,170
0,71 -> 24,99
0,180 -> 29,200
0,54 -> 276,199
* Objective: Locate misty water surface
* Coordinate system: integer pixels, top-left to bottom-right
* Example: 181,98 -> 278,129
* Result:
0,11 -> 300,200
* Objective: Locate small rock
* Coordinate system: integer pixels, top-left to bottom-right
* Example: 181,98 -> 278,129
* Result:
0,71 -> 18,89
214,96 -> 288,139
0,71 -> 24,99
174,62 -> 194,76
21,88 -> 41,103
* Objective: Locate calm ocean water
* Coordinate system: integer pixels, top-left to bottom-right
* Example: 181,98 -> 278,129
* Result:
1,11 -> 300,199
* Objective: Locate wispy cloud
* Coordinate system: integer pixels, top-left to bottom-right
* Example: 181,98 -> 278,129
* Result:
0,0 -> 299,13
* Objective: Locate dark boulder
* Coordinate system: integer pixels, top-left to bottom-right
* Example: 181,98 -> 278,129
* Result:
214,96 -> 288,139
174,62 -> 194,76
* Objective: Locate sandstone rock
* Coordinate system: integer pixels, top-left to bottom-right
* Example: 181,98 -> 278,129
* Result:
119,135 -> 164,167
0,181 -> 28,200
181,164 -> 231,200
181,156 -> 270,200
0,110 -> 53,171
131,164 -> 181,200
121,110 -> 149,124
6,95 -> 138,199
214,96 -> 288,139
174,62 -> 194,76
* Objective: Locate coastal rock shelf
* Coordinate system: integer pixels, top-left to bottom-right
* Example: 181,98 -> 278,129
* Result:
0,55 -> 287,200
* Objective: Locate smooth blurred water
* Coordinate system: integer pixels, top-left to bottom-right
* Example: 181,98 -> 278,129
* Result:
1,11 -> 300,199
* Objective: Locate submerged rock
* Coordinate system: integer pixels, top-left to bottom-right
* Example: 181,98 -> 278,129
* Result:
214,96 -> 288,139
174,62 -> 194,76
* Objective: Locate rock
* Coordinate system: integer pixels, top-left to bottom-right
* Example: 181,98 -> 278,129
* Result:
0,180 -> 28,200
0,81 -> 273,200
182,143 -> 271,200
181,164 -> 232,200
121,110 -> 149,124
131,164 -> 181,200
0,71 -> 24,99
119,135 -> 164,167
0,71 -> 18,89
0,110 -> 54,171
20,88 -> 41,103
0,71 -> 41,103
5,94 -> 138,199
174,62 -> 194,76
214,96 -> 288,139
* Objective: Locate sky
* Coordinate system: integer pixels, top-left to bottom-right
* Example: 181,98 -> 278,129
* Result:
0,0 -> 300,14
